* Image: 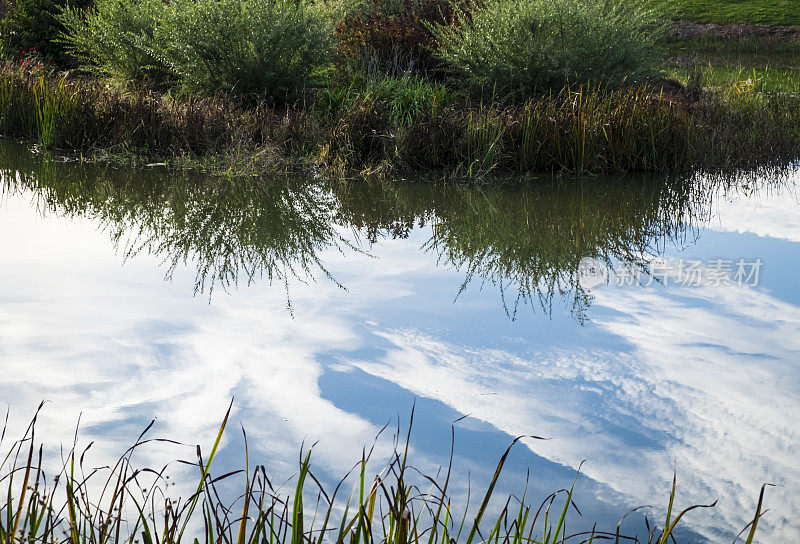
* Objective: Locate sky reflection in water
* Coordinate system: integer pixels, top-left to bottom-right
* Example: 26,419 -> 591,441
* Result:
0,145 -> 798,542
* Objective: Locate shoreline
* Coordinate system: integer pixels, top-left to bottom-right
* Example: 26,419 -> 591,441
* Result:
1,65 -> 799,180
669,20 -> 800,42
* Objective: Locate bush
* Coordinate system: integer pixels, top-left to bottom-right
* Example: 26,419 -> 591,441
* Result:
59,0 -> 331,102
432,0 -> 665,94
0,0 -> 90,66
333,0 -> 456,77
59,0 -> 173,84
156,0 -> 331,102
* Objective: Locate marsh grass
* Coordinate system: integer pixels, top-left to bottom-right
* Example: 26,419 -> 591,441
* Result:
0,64 -> 325,172
2,64 -> 800,177
326,83 -> 800,176
0,404 -> 772,544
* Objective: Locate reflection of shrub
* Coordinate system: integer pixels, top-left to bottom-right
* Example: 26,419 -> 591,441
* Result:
433,0 -> 664,94
0,0 -> 89,66
60,0 -> 330,102
334,0 -> 456,77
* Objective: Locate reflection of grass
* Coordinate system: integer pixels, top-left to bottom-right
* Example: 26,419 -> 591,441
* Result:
0,140 -> 788,322
0,404 -> 771,544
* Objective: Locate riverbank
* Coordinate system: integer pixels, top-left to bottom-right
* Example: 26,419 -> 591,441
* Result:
1,0 -> 800,179
651,0 -> 800,26
2,65 -> 799,179
667,21 -> 800,54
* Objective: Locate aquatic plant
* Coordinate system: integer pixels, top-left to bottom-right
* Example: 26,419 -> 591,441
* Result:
0,403 -> 772,544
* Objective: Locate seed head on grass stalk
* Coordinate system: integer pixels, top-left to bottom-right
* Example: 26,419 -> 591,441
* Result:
0,402 -> 774,544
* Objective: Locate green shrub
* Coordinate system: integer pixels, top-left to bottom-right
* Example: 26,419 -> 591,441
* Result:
0,0 -> 89,66
59,0 -> 173,84
59,0 -> 331,102
155,0 -> 331,102
432,0 -> 665,94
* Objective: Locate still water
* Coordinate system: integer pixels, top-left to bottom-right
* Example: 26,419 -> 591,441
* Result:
0,143 -> 798,542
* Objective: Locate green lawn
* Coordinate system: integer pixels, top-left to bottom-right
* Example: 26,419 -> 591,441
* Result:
651,0 -> 800,25
667,62 -> 800,92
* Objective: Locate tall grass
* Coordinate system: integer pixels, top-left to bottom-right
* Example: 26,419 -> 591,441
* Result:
0,64 -> 321,164
0,404 -> 772,544
327,83 -> 800,175
1,65 -> 800,176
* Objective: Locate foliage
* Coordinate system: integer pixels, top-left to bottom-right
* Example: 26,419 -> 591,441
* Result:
433,0 -> 665,94
333,0 -> 456,77
0,0 -> 89,66
154,0 -> 331,102
58,0 -> 172,85
59,0 -> 331,102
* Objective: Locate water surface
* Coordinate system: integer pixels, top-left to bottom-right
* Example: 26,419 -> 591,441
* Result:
1,143 -> 798,542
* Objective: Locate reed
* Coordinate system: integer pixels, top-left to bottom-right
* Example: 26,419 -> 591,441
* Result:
1,64 -> 800,177
328,84 -> 800,176
0,404 -> 772,544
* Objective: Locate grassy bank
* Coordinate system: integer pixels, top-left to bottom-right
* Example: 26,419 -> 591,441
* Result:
0,0 -> 796,178
665,60 -> 800,93
0,405 -> 771,544
2,65 -> 800,178
651,0 -> 800,25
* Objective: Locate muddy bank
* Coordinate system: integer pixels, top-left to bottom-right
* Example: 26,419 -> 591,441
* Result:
670,20 -> 800,42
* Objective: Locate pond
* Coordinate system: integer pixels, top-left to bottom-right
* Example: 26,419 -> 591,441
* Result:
0,142 -> 798,542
